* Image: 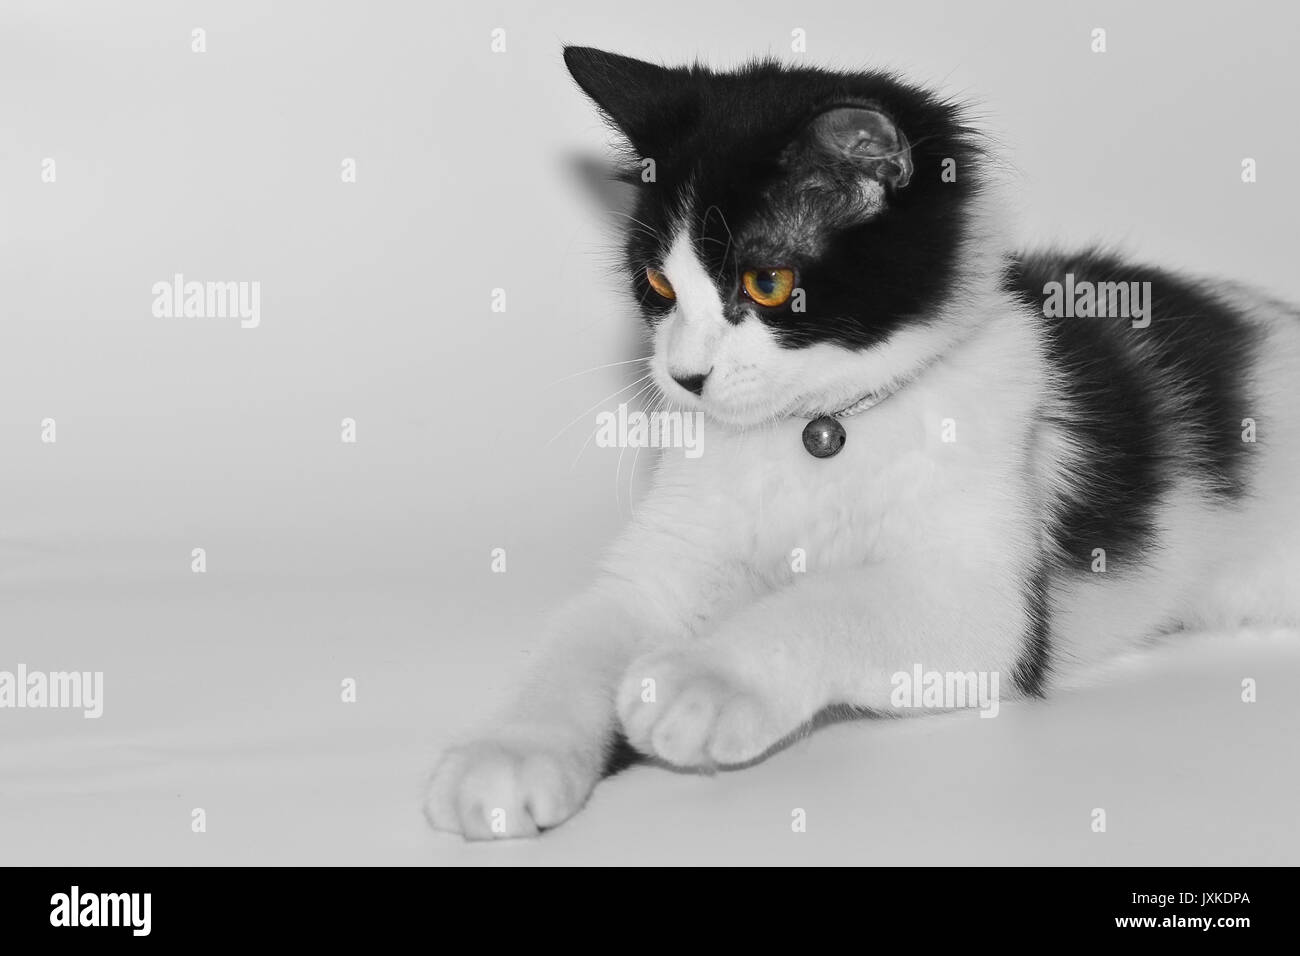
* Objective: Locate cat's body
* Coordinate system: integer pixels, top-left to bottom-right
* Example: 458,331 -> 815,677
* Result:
426,50 -> 1300,839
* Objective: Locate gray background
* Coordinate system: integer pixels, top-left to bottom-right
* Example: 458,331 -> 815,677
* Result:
2,0 -> 1297,864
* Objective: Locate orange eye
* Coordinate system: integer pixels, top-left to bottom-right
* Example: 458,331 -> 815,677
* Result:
742,267 -> 796,307
645,267 -> 676,301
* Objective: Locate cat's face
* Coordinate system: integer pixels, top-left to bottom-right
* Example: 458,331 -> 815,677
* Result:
565,48 -> 986,427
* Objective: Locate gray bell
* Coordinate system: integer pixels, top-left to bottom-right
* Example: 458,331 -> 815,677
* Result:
802,416 -> 846,458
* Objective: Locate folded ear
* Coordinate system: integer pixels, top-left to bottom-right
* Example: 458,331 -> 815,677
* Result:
562,46 -> 694,154
791,105 -> 913,190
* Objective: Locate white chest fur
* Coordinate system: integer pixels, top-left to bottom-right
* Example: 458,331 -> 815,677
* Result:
638,323 -> 1044,593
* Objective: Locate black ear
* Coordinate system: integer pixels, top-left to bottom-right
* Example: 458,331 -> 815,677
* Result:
562,46 -> 694,154
793,106 -> 913,190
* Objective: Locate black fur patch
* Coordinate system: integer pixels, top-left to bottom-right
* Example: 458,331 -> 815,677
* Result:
563,48 -> 983,351
1005,249 -> 1258,572
1011,565 -> 1052,697
601,730 -> 641,778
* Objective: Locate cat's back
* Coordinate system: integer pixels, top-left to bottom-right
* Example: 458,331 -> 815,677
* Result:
1006,248 -> 1300,653
1005,247 -> 1297,498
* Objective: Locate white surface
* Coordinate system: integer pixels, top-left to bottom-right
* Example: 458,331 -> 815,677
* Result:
3,530 -> 1296,865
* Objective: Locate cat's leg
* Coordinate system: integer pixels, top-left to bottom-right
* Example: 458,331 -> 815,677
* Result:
425,511 -> 744,839
618,551 -> 1035,767
424,584 -> 649,839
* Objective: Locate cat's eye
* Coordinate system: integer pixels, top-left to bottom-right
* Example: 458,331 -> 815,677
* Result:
741,267 -> 796,308
645,267 -> 676,301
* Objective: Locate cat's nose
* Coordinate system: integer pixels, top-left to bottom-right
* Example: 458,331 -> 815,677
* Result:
670,368 -> 711,396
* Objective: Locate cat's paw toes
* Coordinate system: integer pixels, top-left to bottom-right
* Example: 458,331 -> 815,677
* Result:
617,651 -> 784,768
705,693 -> 780,765
424,735 -> 594,840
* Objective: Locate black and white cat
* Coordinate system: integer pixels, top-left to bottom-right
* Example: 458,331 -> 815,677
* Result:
426,48 -> 1300,839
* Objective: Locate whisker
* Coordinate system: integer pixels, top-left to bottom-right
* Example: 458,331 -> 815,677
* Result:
608,210 -> 662,238
627,440 -> 644,517
701,204 -> 735,284
570,425 -> 597,470
550,357 -> 650,386
614,378 -> 658,513
630,387 -> 668,514
546,373 -> 653,447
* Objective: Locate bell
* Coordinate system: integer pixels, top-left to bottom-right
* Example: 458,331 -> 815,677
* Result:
801,416 -> 846,458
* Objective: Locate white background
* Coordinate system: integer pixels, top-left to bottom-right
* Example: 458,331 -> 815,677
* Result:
1,0 -> 1297,864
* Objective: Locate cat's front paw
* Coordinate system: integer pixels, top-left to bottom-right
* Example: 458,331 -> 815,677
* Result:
424,731 -> 598,840
617,650 -> 789,768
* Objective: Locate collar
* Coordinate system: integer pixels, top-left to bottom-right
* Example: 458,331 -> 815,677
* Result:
793,362 -> 931,459
795,372 -> 914,422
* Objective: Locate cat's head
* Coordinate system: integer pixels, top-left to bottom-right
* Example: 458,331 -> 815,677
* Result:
564,47 -> 998,427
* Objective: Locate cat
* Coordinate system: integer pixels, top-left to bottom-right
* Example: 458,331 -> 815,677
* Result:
425,47 -> 1300,840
